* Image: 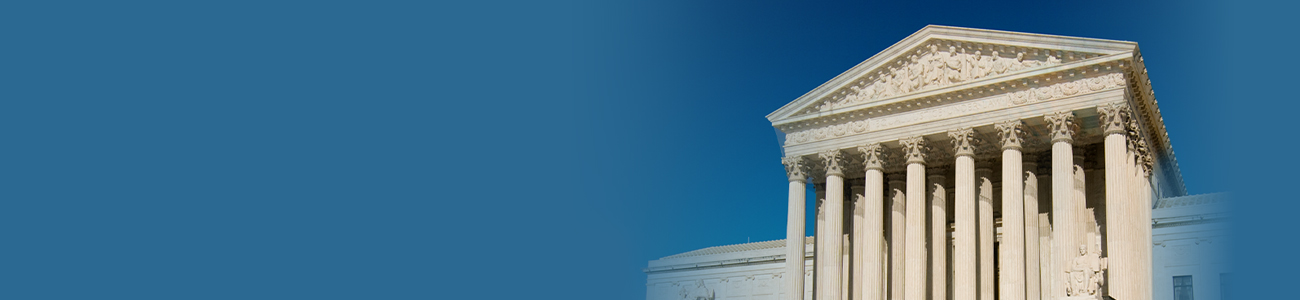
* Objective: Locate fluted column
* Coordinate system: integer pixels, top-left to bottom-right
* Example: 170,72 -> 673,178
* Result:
1072,149 -> 1087,256
976,165 -> 995,300
816,184 -> 827,300
1134,140 -> 1154,300
1044,111 -> 1077,299
949,128 -> 977,300
928,169 -> 947,300
1098,102 -> 1131,300
784,156 -> 810,300
849,179 -> 864,300
996,120 -> 1027,300
1035,165 -> 1052,300
888,174 -> 906,300
900,136 -> 927,300
1023,158 -> 1041,300
858,144 -> 886,300
820,150 -> 847,300
853,180 -> 866,300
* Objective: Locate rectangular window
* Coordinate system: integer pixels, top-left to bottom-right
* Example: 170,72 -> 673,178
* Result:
1173,275 -> 1194,300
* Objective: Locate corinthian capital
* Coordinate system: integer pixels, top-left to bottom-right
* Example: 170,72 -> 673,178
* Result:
782,156 -> 809,182
995,119 -> 1025,151
899,136 -> 928,164
1044,111 -> 1078,144
948,127 -> 977,157
1097,102 -> 1130,136
819,149 -> 846,176
858,143 -> 886,171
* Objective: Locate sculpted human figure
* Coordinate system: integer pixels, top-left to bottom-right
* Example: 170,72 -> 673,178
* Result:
974,50 -> 991,79
991,51 -> 1009,74
883,67 -> 900,97
927,44 -> 945,86
1047,54 -> 1062,65
907,54 -> 924,92
945,46 -> 963,84
924,45 -> 941,86
1065,244 -> 1106,296
679,279 -> 714,300
1011,52 -> 1027,71
1088,242 -> 1108,295
874,71 -> 889,99
894,63 -> 912,94
960,48 -> 975,81
850,82 -> 872,104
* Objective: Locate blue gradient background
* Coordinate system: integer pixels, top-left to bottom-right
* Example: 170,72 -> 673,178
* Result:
0,1 -> 1288,299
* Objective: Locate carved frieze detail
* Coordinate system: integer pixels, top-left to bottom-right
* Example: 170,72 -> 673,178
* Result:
783,73 -> 1125,147
805,42 -> 1079,114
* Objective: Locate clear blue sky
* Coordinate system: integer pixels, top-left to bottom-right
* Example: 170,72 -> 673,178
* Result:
0,1 -> 1292,299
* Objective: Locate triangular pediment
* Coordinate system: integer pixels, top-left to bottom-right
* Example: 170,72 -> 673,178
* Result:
767,25 -> 1138,124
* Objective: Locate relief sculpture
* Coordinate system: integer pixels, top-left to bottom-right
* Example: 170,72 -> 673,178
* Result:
810,42 -> 1073,113
679,280 -> 715,300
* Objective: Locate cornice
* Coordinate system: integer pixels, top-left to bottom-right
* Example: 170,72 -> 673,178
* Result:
1124,49 -> 1187,195
773,54 -> 1131,130
780,67 -> 1125,148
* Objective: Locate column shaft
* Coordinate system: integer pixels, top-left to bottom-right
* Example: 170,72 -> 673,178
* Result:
1001,149 -> 1026,300
859,143 -> 885,300
1036,172 -> 1052,300
784,157 -> 811,300
826,174 -> 845,300
977,168 -> 994,300
853,184 -> 866,300
954,156 -> 976,300
888,177 -> 906,300
1051,141 -> 1074,299
1045,111 -> 1076,299
861,170 -> 886,300
1135,165 -> 1153,300
928,172 -> 947,300
1023,162 -> 1041,300
904,163 -> 925,300
787,179 -> 808,300
1103,133 -> 1128,300
817,186 -> 826,300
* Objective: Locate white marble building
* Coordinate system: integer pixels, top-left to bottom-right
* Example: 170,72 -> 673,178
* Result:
644,26 -> 1228,300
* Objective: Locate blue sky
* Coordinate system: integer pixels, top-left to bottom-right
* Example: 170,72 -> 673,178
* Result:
0,1 -> 1293,299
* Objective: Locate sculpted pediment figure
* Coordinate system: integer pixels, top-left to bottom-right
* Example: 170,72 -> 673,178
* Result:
766,25 -> 1138,125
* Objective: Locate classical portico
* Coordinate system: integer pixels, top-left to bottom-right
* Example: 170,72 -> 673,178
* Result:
771,26 -> 1184,300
